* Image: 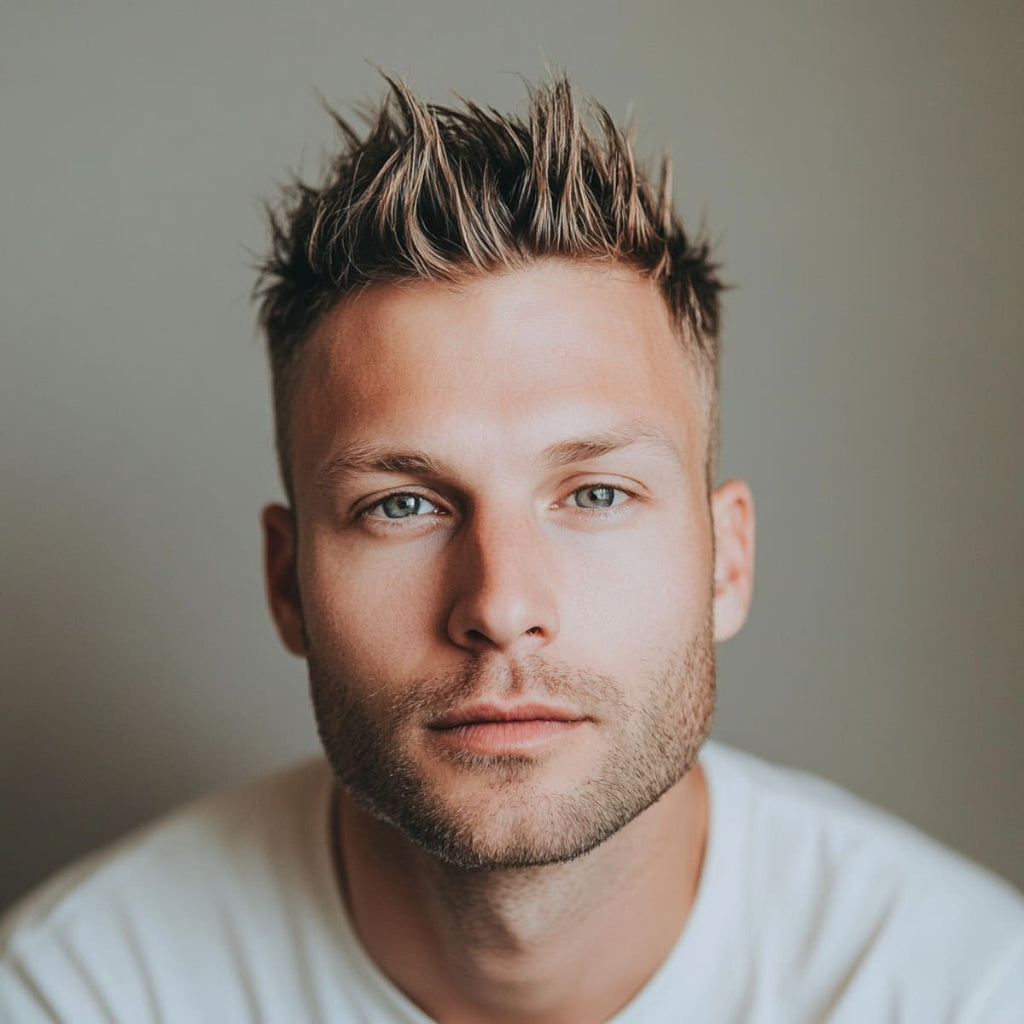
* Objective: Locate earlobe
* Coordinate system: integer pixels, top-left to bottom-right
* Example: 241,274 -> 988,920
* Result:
711,480 -> 755,643
261,503 -> 307,658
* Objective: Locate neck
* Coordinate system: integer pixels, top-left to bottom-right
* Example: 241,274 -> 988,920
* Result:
334,765 -> 708,1024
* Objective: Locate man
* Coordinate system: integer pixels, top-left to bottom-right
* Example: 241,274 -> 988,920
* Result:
1,76 -> 1021,1023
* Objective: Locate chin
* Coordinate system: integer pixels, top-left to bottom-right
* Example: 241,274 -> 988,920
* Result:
355,756 -> 687,871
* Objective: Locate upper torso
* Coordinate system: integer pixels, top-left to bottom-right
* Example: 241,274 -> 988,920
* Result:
2,742 -> 1022,1022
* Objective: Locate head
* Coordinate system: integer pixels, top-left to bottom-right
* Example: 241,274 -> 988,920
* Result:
256,76 -> 754,869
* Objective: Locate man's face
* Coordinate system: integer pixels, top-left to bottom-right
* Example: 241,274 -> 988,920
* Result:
264,261 -> 752,869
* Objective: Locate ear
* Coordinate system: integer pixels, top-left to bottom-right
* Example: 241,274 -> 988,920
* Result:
261,503 -> 307,657
711,480 -> 755,642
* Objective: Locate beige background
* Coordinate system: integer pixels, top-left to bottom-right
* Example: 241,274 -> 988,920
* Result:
1,1 -> 1021,912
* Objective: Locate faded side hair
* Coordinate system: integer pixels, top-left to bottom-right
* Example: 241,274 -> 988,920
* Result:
254,75 -> 724,500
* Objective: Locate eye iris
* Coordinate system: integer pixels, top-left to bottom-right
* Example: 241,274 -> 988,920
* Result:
382,494 -> 421,518
578,486 -> 615,508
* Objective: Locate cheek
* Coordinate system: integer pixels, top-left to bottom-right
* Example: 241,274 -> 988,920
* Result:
300,535 -> 445,676
555,517 -> 713,662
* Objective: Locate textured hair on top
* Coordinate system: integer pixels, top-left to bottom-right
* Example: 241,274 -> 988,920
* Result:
255,75 -> 724,500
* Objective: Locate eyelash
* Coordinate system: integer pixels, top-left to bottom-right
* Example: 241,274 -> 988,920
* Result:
359,483 -> 637,524
361,492 -> 446,522
562,484 -> 634,511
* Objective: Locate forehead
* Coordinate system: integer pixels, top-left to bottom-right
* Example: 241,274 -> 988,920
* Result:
291,261 -> 704,487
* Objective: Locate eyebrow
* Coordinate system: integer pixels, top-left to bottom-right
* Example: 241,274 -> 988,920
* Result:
539,422 -> 684,469
314,421 -> 684,491
314,444 -> 454,490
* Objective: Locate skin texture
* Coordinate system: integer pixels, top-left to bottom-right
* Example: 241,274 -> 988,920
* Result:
263,260 -> 755,1022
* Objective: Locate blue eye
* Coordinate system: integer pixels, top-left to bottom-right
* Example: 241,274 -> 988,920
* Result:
571,485 -> 626,509
372,494 -> 441,519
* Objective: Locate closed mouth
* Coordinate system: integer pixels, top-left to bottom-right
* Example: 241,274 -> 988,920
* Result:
429,702 -> 586,730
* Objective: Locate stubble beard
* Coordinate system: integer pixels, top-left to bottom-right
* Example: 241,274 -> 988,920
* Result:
307,612 -> 715,871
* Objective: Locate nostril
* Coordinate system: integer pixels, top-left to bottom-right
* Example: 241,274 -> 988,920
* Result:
461,625 -> 544,646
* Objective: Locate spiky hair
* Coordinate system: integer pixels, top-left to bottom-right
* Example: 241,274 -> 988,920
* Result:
255,76 -> 724,499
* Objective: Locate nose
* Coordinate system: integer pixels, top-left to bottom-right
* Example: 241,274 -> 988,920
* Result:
445,510 -> 559,654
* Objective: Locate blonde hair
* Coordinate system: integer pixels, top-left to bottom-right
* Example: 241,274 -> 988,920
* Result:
255,76 -> 724,499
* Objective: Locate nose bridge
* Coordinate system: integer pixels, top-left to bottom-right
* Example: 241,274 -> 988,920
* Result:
446,500 -> 559,653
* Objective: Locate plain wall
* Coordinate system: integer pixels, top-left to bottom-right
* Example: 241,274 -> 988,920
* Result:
1,0 -> 1021,911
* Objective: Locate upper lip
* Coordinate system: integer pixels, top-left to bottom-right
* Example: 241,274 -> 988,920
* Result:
430,703 -> 586,729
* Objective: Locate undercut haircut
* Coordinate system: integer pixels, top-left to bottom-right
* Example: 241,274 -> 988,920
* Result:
255,75 -> 724,502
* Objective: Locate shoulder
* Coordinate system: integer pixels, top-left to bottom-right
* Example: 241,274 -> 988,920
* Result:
699,742 -> 1024,1019
0,758 -> 345,1022
703,741 -> 1023,908
2,757 -> 331,952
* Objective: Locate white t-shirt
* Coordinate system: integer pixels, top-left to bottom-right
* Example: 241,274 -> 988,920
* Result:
2,742 -> 1022,1023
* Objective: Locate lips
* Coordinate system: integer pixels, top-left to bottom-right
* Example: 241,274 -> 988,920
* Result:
427,703 -> 589,757
429,702 -> 586,730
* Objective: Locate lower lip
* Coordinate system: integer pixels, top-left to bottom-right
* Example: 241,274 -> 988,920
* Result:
430,719 -> 585,756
